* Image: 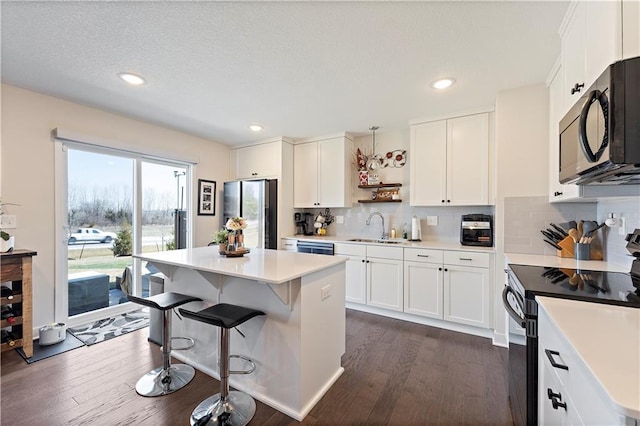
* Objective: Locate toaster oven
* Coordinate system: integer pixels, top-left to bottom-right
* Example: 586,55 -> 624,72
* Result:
460,214 -> 493,247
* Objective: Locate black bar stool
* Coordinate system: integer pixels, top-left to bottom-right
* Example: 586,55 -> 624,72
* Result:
127,292 -> 202,397
179,303 -> 265,426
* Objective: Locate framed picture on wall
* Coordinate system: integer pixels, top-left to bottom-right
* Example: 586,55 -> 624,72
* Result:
197,179 -> 216,216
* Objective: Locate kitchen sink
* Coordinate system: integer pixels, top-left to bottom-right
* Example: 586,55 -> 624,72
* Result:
347,238 -> 405,244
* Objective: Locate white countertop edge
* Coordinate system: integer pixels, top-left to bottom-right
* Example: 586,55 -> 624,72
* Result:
505,253 -> 629,273
536,296 -> 640,419
287,235 -> 495,253
134,247 -> 347,285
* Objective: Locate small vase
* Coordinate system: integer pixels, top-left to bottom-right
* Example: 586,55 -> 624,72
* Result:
218,242 -> 228,254
0,236 -> 15,253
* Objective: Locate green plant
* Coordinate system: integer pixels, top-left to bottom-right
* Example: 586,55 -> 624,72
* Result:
112,219 -> 132,256
213,228 -> 229,244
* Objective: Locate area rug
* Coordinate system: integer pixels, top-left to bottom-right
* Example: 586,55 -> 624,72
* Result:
16,331 -> 86,364
68,309 -> 149,345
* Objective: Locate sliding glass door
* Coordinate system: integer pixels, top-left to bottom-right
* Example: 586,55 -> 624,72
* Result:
57,143 -> 190,325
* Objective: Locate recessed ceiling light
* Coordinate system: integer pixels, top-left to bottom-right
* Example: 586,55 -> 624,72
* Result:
249,124 -> 263,132
431,78 -> 456,90
118,72 -> 146,86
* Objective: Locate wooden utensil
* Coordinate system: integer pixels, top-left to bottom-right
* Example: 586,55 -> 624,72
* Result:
577,221 -> 584,239
568,228 -> 580,243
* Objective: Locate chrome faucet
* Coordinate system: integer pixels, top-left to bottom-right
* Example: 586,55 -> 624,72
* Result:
366,212 -> 388,239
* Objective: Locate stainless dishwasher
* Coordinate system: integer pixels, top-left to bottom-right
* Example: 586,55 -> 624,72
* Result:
296,240 -> 334,255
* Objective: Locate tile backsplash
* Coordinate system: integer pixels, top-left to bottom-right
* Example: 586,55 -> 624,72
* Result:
504,196 -> 596,255
299,203 -> 494,242
505,195 -> 640,267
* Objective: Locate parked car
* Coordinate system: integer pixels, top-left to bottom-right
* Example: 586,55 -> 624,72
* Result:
68,228 -> 117,244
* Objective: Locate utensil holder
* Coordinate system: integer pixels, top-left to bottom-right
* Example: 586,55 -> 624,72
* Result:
574,243 -> 591,260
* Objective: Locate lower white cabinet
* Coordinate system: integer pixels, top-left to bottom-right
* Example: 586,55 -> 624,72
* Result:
280,238 -> 297,251
443,263 -> 491,328
338,243 -> 492,330
538,303 -> 629,425
335,243 -> 403,310
367,255 -> 404,312
403,248 -> 444,319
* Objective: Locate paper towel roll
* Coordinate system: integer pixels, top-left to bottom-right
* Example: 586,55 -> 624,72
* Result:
411,216 -> 419,240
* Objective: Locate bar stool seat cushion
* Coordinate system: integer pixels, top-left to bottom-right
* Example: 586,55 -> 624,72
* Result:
179,303 -> 265,329
128,292 -> 202,311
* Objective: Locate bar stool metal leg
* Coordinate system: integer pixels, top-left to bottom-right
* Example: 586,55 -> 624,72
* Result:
190,327 -> 256,426
136,308 -> 195,397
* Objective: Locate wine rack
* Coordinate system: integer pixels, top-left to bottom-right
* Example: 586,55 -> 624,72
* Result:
1,249 -> 36,357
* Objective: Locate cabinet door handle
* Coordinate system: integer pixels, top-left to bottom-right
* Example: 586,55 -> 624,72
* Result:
444,268 -> 448,272
554,191 -> 563,196
545,349 -> 569,370
416,254 -> 429,258
441,200 -> 445,203
438,267 -> 443,271
361,259 -> 365,263
459,257 -> 473,261
547,389 -> 567,410
570,82 -> 585,95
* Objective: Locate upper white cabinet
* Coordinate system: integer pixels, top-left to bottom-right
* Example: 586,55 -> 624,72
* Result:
294,134 -> 352,208
229,138 -> 295,247
231,140 -> 282,179
548,63 -> 581,202
410,113 -> 490,206
560,1 -> 622,114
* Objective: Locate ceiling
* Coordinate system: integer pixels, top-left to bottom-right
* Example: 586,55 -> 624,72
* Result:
1,1 -> 569,146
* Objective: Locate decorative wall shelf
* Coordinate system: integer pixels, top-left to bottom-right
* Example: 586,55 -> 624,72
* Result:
358,183 -> 403,203
358,183 -> 403,189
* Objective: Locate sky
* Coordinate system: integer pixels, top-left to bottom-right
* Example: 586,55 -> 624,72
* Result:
68,148 -> 187,210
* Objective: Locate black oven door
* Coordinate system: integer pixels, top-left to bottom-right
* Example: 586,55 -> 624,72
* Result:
502,285 -> 538,426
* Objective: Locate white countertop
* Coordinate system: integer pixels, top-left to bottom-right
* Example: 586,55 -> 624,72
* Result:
135,246 -> 347,284
537,296 -> 640,419
288,235 -> 495,253
505,252 -> 629,273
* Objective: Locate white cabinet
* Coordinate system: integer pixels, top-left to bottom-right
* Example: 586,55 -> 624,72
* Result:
335,243 -> 367,304
560,1 -> 622,113
231,141 -> 281,179
548,63 -> 581,202
410,113 -> 490,206
403,248 -> 444,319
538,304 -> 628,426
336,243 -> 403,310
367,246 -> 404,312
442,251 -> 491,328
280,238 -> 297,251
294,135 -> 352,208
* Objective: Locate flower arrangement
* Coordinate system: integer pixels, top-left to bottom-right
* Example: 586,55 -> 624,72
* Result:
225,217 -> 247,231
213,228 -> 230,244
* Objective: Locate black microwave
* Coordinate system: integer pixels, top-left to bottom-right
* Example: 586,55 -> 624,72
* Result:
559,56 -> 640,185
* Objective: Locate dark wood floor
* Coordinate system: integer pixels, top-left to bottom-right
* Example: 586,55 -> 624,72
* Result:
1,309 -> 513,425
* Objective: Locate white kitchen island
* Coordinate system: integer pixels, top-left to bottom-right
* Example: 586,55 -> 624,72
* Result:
134,246 -> 347,421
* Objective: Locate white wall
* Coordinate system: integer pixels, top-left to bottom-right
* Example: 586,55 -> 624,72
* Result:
1,84 -> 230,328
494,83 -> 550,345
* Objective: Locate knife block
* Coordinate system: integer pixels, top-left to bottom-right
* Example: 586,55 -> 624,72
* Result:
556,236 -> 575,258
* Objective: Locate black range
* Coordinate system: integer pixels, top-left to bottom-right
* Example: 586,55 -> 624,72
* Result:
503,227 -> 640,426
508,264 -> 640,308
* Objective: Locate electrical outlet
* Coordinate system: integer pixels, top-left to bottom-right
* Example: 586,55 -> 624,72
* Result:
0,214 -> 17,229
336,215 -> 344,224
619,216 -> 626,235
426,216 -> 438,226
321,285 -> 331,301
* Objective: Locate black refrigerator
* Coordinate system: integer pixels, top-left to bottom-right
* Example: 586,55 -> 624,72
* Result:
223,179 -> 278,250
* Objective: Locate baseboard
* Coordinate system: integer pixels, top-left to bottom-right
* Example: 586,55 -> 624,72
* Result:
345,303 -> 494,340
